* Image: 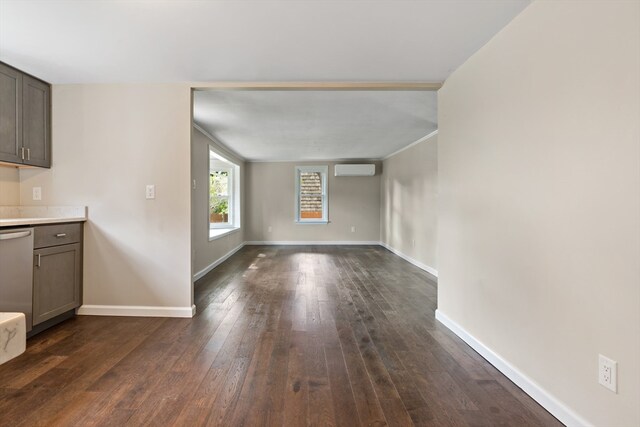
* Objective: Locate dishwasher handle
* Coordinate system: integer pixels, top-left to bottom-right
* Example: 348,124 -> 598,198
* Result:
0,230 -> 32,241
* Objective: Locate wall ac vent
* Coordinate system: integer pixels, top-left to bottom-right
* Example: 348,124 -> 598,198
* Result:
334,164 -> 375,177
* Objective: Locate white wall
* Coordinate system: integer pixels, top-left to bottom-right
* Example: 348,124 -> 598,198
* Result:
191,127 -> 245,277
19,84 -> 193,312
0,166 -> 19,205
245,161 -> 381,242
381,134 -> 438,274
438,1 -> 640,426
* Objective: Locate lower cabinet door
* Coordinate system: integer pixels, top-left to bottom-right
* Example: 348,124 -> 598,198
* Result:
33,243 -> 81,325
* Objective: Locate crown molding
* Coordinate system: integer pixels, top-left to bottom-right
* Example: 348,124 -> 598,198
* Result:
192,123 -> 246,162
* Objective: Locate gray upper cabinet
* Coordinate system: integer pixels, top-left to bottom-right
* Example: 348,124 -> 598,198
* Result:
0,63 -> 22,164
22,75 -> 51,167
0,62 -> 51,168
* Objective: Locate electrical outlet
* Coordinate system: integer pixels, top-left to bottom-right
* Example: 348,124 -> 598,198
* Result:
145,184 -> 155,200
267,226 -> 272,233
351,226 -> 356,233
32,187 -> 42,201
599,354 -> 617,393
412,238 -> 416,247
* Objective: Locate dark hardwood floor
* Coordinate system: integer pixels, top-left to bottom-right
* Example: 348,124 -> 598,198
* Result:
0,245 -> 561,426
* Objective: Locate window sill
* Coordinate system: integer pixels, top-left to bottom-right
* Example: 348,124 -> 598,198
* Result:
294,220 -> 329,225
209,227 -> 240,241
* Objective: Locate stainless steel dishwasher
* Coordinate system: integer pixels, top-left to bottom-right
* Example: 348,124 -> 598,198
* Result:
0,228 -> 34,331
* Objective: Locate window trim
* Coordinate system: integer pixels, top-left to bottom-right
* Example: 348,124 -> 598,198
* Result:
209,165 -> 233,229
209,147 -> 241,238
209,227 -> 240,241
295,165 -> 329,224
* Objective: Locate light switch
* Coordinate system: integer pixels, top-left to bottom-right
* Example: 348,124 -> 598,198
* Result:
146,185 -> 155,200
32,187 -> 42,201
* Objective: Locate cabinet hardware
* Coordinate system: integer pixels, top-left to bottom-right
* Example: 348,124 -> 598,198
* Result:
0,231 -> 31,240
26,148 -> 30,161
55,233 -> 67,238
0,230 -> 32,240
20,147 -> 25,160
36,253 -> 41,268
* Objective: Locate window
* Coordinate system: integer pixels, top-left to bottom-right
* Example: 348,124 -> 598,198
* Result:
295,165 -> 328,223
210,148 -> 240,239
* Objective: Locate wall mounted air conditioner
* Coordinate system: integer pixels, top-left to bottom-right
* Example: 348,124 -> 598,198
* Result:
334,164 -> 376,177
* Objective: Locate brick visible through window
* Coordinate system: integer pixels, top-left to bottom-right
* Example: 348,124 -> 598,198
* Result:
300,172 -> 323,218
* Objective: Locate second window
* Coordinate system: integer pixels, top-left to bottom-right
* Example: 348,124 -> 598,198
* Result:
295,165 -> 328,223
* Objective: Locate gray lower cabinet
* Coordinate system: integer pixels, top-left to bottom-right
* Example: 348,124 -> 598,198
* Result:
32,223 -> 83,327
0,61 -> 51,168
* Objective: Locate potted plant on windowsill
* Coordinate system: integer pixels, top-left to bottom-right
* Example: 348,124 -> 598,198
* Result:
210,199 -> 229,223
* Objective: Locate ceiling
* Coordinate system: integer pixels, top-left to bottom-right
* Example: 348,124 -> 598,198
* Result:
2,1 -> 530,160
0,1 -> 530,84
194,90 -> 437,161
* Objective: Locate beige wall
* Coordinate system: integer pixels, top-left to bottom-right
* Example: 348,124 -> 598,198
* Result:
191,127 -> 245,276
19,84 -> 193,310
246,161 -> 381,242
381,134 -> 437,273
438,1 -> 640,426
0,166 -> 19,205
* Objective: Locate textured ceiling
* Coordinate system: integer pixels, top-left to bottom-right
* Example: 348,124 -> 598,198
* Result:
0,0 -> 529,84
193,90 -> 437,161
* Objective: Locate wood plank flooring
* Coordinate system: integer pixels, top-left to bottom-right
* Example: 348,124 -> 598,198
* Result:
0,245 -> 562,426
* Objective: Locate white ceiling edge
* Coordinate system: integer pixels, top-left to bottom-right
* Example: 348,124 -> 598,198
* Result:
245,157 -> 385,164
382,129 -> 439,161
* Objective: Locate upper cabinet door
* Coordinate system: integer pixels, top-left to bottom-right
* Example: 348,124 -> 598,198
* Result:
0,63 -> 22,164
22,74 -> 51,168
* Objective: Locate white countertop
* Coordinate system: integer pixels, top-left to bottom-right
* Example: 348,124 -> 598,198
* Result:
0,313 -> 26,366
0,206 -> 87,227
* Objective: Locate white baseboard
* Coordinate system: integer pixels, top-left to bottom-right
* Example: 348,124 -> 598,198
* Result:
435,310 -> 591,427
193,242 -> 246,281
379,242 -> 438,278
77,304 -> 196,318
245,240 -> 381,245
